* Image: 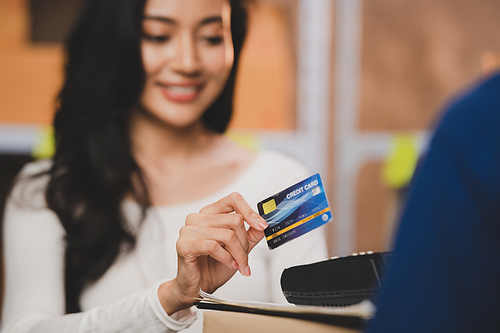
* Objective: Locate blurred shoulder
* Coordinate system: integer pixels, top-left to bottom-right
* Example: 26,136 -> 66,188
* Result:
431,73 -> 500,152
10,159 -> 53,207
438,73 -> 500,131
17,158 -> 53,178
258,150 -> 308,173
3,159 -> 64,243
251,150 -> 310,188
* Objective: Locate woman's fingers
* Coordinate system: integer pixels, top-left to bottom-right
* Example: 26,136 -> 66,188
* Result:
199,192 -> 268,231
247,228 -> 265,252
178,225 -> 251,276
183,213 -> 265,270
178,238 -> 237,276
181,192 -> 269,277
185,213 -> 249,252
177,233 -> 234,269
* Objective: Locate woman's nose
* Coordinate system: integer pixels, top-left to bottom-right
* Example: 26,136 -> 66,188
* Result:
170,33 -> 202,76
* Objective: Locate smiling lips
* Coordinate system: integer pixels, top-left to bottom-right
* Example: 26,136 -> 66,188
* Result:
158,82 -> 203,102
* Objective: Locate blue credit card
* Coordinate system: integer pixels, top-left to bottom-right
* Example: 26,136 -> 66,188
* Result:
257,173 -> 333,250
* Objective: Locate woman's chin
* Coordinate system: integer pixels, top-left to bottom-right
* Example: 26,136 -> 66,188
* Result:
134,106 -> 203,130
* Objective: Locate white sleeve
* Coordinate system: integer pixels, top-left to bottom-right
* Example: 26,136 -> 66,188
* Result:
1,171 -> 196,333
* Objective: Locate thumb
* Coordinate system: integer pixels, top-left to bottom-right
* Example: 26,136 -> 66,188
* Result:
247,228 -> 265,252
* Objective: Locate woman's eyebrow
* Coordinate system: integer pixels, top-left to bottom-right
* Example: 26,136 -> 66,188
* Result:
143,16 -> 177,25
142,16 -> 222,27
198,16 -> 223,27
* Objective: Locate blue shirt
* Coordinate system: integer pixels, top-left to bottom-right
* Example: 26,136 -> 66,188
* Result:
368,72 -> 500,333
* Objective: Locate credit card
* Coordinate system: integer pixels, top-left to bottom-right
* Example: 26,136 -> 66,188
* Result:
257,173 -> 333,250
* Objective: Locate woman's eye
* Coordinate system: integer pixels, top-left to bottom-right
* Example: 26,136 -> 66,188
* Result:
202,36 -> 224,45
143,34 -> 171,43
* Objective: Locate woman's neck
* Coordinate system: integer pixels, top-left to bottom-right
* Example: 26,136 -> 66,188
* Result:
129,109 -> 218,170
127,108 -> 255,206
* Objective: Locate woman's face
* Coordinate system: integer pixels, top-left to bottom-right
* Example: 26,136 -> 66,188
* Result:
140,0 -> 234,128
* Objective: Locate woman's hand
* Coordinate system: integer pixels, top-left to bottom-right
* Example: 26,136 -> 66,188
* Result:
158,192 -> 268,315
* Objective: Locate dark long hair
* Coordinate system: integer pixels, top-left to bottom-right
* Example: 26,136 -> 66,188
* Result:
45,0 -> 251,313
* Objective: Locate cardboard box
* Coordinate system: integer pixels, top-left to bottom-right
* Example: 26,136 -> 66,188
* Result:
203,310 -> 361,333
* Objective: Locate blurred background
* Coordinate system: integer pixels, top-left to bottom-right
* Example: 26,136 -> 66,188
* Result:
1,0 -> 500,304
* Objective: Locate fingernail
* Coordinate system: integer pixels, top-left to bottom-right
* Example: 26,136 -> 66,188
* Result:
252,213 -> 267,230
231,260 -> 238,270
258,218 -> 268,230
244,266 -> 251,277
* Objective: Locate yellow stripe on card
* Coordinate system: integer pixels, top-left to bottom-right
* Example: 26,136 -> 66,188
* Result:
266,207 -> 330,241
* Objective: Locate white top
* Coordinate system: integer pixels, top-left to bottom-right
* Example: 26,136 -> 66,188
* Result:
2,150 -> 329,332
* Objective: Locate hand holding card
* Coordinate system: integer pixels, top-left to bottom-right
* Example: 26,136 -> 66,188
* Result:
163,193 -> 268,315
257,173 -> 333,250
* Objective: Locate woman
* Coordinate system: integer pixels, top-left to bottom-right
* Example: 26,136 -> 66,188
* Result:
1,0 -> 328,331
